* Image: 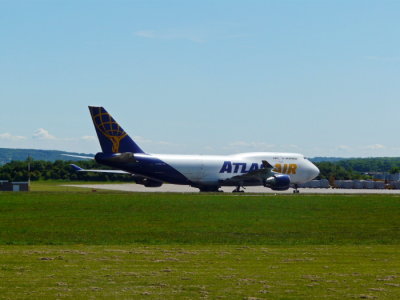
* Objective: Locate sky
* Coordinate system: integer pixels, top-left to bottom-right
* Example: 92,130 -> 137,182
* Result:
1,0 -> 399,157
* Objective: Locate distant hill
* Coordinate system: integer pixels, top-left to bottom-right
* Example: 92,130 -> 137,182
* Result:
310,157 -> 351,163
0,148 -> 93,165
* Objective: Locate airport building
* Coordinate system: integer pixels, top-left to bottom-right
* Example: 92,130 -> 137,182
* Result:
0,180 -> 29,192
297,178 -> 400,190
367,172 -> 400,181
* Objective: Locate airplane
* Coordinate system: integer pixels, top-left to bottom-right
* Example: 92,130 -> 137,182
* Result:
69,106 -> 320,193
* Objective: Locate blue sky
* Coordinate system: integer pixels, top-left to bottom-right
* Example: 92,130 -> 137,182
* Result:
1,0 -> 399,157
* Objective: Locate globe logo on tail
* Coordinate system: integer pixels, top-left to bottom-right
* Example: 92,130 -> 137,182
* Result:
92,109 -> 127,153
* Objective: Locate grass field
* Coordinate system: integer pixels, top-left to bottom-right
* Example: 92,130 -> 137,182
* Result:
1,245 -> 399,299
0,192 -> 399,245
29,180 -> 130,192
0,185 -> 399,298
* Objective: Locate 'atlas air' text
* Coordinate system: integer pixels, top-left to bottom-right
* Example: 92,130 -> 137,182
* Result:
219,161 -> 297,174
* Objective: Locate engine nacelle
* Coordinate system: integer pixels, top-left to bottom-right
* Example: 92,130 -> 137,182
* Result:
132,175 -> 163,187
264,174 -> 291,191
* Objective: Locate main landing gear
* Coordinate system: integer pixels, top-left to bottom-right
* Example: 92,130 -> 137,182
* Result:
198,186 -> 223,193
232,186 -> 245,193
293,184 -> 300,194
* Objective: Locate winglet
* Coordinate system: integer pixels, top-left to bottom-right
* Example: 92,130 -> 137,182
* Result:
262,160 -> 274,169
70,164 -> 84,171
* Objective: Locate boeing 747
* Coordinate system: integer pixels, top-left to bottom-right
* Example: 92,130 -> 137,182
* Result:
70,106 -> 319,193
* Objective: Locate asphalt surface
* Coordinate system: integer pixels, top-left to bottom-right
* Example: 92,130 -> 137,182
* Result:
65,183 -> 400,194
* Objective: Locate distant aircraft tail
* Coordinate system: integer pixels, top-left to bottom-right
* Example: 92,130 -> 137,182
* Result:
88,106 -> 145,154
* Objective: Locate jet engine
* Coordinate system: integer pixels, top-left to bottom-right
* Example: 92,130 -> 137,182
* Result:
132,175 -> 163,187
264,174 -> 291,191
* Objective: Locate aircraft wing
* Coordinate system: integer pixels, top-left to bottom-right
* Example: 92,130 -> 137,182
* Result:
70,164 -> 130,174
62,154 -> 95,160
222,160 -> 275,184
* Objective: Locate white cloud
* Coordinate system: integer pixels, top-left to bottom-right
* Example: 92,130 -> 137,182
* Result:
222,141 -> 305,154
228,141 -> 249,147
203,146 -> 215,151
134,29 -> 204,43
365,144 -> 386,150
228,141 -> 276,148
286,144 -> 300,149
80,135 -> 96,141
364,56 -> 400,62
134,30 -> 157,39
336,145 -> 351,151
0,133 -> 26,141
133,135 -> 173,146
133,135 -> 154,144
32,128 -> 55,140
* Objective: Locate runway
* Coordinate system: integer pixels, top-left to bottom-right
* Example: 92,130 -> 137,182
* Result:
65,183 -> 400,194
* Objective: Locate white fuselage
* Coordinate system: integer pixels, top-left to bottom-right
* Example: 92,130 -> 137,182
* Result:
135,152 -> 319,187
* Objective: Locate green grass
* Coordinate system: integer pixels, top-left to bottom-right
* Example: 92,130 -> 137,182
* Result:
0,245 -> 399,299
0,192 -> 399,245
29,180 -> 131,192
1,190 -> 400,298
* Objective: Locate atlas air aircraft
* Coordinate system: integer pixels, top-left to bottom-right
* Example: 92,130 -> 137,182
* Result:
70,107 -> 319,193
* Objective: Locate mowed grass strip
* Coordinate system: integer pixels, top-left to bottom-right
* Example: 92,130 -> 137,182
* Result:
29,181 -> 130,192
0,245 -> 399,299
0,192 -> 399,245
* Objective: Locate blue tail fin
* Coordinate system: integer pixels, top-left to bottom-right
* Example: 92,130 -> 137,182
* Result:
88,106 -> 145,154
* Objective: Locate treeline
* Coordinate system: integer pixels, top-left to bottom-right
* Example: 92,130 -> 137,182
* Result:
1,157 -> 400,182
0,160 -> 131,182
334,157 -> 400,173
315,157 -> 400,180
314,162 -> 369,180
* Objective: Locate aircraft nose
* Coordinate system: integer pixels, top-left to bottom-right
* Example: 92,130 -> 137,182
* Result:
309,163 -> 320,180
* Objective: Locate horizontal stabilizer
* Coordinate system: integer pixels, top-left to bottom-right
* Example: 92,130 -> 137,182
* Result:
69,164 -> 130,174
70,164 -> 84,171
